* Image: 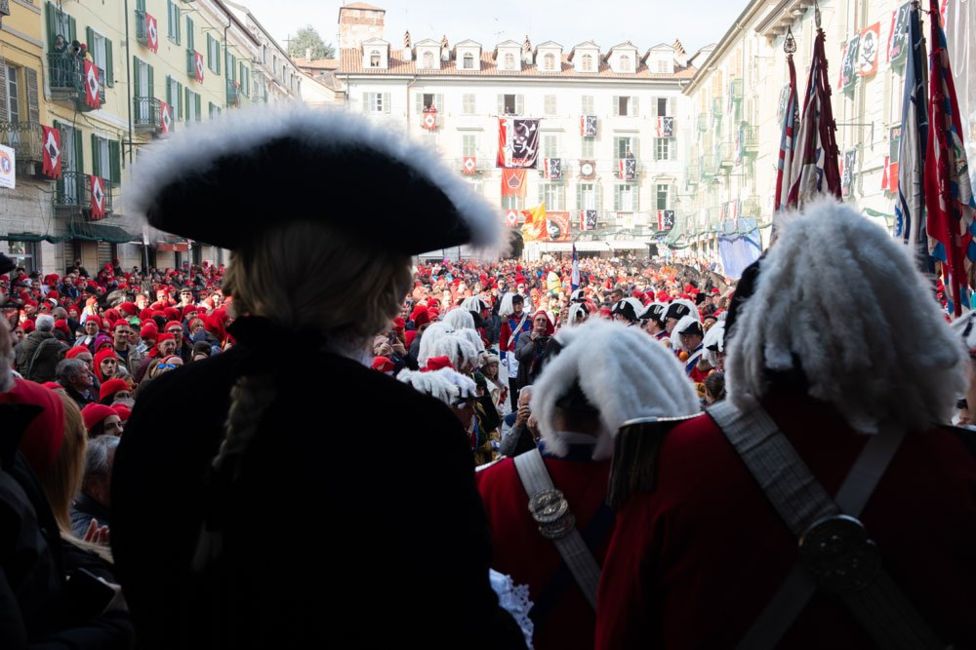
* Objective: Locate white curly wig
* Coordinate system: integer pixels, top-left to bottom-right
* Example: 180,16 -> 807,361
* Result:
725,199 -> 966,433
416,321 -> 455,367
443,308 -> 476,330
530,319 -> 700,459
397,367 -> 477,407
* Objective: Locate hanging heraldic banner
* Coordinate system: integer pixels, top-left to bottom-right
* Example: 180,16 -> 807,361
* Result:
857,23 -> 881,77
888,3 -> 911,64
497,117 -> 541,168
839,33 -> 860,91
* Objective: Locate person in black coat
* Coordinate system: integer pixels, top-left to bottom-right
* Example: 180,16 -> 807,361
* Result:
111,107 -> 526,650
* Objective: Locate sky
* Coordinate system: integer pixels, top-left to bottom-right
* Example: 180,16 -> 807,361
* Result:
239,0 -> 748,59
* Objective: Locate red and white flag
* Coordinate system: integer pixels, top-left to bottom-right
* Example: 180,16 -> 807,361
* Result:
193,51 -> 205,82
146,13 -> 159,53
159,101 -> 172,135
90,176 -> 106,220
461,156 -> 477,175
422,107 -> 438,131
505,209 -> 520,227
41,126 -> 61,179
83,60 -> 101,109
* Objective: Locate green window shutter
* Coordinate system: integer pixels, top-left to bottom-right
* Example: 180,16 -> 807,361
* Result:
68,16 -> 77,43
90,134 -> 100,177
184,87 -> 190,122
105,38 -> 114,86
216,43 -> 221,74
46,3 -> 58,50
109,140 -> 121,184
195,94 -> 201,121
136,0 -> 145,11
148,64 -> 154,98
0,66 -> 8,123
206,34 -> 212,67
86,26 -> 94,53
165,75 -> 171,104
176,82 -> 183,119
186,17 -> 194,51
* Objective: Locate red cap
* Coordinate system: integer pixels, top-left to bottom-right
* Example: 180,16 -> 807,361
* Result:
65,346 -> 90,359
371,356 -> 396,373
81,403 -> 118,433
0,378 -> 65,474
99,378 -> 130,402
424,356 -> 454,372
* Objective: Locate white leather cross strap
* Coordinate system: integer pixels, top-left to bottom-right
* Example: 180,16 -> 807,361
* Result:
707,400 -> 945,650
514,448 -> 601,608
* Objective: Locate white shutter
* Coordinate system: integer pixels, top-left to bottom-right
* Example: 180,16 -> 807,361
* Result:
415,93 -> 423,114
497,94 -> 504,115
595,182 -> 603,212
612,96 -> 619,116
651,97 -> 659,118
631,137 -> 639,160
362,92 -> 369,112
631,96 -> 639,117
668,97 -> 676,117
436,94 -> 444,112
516,94 -> 524,115
383,92 -> 391,114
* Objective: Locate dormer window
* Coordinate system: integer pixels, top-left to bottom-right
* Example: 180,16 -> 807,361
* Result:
657,60 -> 670,73
620,55 -> 631,72
543,53 -> 556,71
463,52 -> 474,69
582,53 -> 593,72
504,52 -> 515,69
423,50 -> 434,68
369,50 -> 381,67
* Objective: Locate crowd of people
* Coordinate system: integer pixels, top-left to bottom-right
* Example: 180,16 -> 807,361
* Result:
1,106 -> 974,649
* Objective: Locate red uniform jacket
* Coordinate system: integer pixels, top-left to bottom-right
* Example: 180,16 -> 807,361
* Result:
596,391 -> 976,649
477,444 -> 612,650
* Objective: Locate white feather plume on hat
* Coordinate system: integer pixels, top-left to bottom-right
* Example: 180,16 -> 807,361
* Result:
531,319 -> 700,460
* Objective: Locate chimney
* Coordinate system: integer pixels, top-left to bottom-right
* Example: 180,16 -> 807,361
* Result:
403,31 -> 413,60
441,34 -> 450,62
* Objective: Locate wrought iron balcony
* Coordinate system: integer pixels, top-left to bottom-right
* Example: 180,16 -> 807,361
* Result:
0,122 -> 44,165
133,96 -> 162,132
54,171 -> 86,210
47,54 -> 105,111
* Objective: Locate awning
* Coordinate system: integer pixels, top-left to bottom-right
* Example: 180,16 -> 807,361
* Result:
0,231 -> 62,243
67,221 -> 140,243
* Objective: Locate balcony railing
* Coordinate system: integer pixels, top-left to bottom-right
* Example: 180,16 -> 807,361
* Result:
133,96 -> 162,132
47,54 -> 105,111
0,122 -> 44,165
83,174 -> 114,218
55,171 -> 86,210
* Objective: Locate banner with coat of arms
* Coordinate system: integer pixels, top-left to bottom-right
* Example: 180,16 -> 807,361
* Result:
41,126 -> 62,179
497,117 -> 541,168
422,106 -> 438,131
461,156 -> 477,175
89,175 -> 107,220
839,33 -> 860,91
543,158 -> 562,180
580,115 -> 597,137
146,13 -> 159,53
857,23 -> 881,77
655,116 -> 674,138
887,3 -> 911,63
579,209 -> 597,231
83,60 -> 101,109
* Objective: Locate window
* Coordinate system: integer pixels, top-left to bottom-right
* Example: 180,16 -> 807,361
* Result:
542,134 -> 559,159
207,34 -> 221,74
92,135 -> 110,179
209,102 -> 221,119
5,65 -> 20,124
503,94 -> 516,114
422,50 -> 434,68
657,97 -> 668,116
619,55 -> 631,72
504,52 -> 515,69
167,0 -> 180,43
240,65 -> 249,96
581,54 -> 593,72
502,196 -> 523,210
581,95 -> 594,115
462,134 -> 477,157
167,76 -> 182,120
370,50 -> 381,67
261,45 -> 267,64
615,136 -> 637,159
618,96 -> 630,116
542,183 -> 565,209
581,137 -> 594,158
90,32 -> 107,74
463,53 -> 474,69
544,95 -> 556,116
614,184 -> 637,211
6,241 -> 39,274
657,60 -> 670,73
543,53 -> 556,71
577,183 -> 599,210
655,138 -> 671,161
462,93 -> 475,114
657,184 -> 670,210
422,93 -> 436,110
185,16 -> 194,50
364,92 -> 390,114
185,88 -> 200,122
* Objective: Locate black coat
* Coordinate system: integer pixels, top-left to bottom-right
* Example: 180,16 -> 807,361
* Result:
111,317 -> 526,650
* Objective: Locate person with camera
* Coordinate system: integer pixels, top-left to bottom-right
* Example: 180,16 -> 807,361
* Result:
516,310 -> 555,389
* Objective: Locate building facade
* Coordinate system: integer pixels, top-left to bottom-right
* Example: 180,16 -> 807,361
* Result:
680,0 -> 976,256
333,3 -> 695,257
1,0 -> 300,275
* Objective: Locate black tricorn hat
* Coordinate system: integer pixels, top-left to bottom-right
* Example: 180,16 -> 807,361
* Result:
129,107 -> 503,254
